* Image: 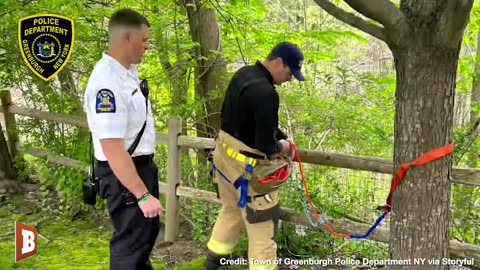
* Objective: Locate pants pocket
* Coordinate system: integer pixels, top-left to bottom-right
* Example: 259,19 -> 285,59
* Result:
134,162 -> 160,199
245,190 -> 281,223
246,203 -> 281,224
97,174 -> 113,199
95,166 -> 115,199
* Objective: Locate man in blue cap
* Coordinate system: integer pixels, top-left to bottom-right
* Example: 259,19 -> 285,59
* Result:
266,41 -> 305,82
204,41 -> 305,270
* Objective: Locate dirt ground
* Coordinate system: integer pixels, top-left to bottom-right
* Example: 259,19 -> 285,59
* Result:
151,218 -> 209,268
152,239 -> 207,268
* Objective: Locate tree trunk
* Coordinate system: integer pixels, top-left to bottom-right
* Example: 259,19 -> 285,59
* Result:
157,7 -> 195,239
471,30 -> 480,127
57,69 -> 84,114
453,92 -> 469,127
184,0 -> 227,140
390,45 -> 457,268
0,122 -> 16,179
466,30 -> 480,168
183,0 -> 228,238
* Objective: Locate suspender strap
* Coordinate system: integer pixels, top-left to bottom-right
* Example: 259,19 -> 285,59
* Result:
127,79 -> 149,155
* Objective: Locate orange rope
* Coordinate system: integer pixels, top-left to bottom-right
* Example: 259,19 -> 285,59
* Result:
290,141 -> 349,238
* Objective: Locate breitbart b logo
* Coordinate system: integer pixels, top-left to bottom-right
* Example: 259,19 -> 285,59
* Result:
15,221 -> 37,262
18,14 -> 74,81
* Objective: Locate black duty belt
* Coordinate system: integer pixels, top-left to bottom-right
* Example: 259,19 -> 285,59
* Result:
96,154 -> 154,168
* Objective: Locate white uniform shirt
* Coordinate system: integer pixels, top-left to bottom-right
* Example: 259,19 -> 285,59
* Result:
83,53 -> 156,161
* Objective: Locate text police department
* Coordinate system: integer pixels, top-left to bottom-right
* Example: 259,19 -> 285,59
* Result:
23,18 -> 69,36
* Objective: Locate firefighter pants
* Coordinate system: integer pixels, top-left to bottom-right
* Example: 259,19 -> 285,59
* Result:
207,131 -> 281,270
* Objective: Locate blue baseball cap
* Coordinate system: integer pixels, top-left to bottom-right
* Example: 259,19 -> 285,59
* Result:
270,41 -> 305,81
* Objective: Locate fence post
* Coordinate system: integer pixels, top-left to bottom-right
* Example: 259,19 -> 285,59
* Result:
165,116 -> 182,241
0,90 -> 19,160
0,122 -> 16,178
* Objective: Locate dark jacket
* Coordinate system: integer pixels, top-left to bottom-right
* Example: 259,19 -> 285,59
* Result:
220,61 -> 287,156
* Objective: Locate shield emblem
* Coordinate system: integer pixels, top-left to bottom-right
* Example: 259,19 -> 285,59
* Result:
18,14 -> 74,81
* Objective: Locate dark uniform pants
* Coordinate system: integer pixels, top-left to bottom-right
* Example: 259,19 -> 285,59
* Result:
96,156 -> 160,270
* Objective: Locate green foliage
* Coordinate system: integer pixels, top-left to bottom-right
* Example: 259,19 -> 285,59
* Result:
453,126 -> 480,167
450,125 -> 480,244
339,241 -> 388,261
280,72 -> 395,158
36,161 -> 90,211
457,1 -> 480,94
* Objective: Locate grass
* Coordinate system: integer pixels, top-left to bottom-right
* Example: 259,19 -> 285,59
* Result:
0,194 -> 254,270
0,195 -> 166,270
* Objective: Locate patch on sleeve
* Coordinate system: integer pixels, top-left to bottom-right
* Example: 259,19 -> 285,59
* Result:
95,89 -> 116,113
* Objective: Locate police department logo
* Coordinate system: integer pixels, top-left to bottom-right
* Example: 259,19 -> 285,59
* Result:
18,14 -> 74,81
96,89 -> 116,113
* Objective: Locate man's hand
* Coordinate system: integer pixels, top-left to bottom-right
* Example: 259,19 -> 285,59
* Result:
286,139 -> 295,160
138,195 -> 165,218
279,140 -> 290,156
279,139 -> 295,160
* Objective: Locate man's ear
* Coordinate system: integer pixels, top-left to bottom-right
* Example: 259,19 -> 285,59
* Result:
277,57 -> 287,68
123,31 -> 132,43
274,57 -> 283,65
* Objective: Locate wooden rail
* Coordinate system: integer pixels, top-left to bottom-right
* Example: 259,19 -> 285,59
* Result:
176,135 -> 480,186
3,104 -> 480,186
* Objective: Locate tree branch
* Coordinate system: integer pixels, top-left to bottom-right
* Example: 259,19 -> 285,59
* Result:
312,0 -> 386,42
451,0 -> 474,37
343,0 -> 404,29
438,0 -> 474,47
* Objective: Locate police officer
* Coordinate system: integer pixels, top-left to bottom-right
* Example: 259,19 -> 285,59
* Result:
204,41 -> 305,270
83,8 -> 163,270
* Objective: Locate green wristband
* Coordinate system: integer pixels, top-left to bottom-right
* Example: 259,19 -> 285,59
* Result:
138,193 -> 151,203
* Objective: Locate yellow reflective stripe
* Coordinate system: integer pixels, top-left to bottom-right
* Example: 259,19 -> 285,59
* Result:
221,143 -> 257,166
207,238 -> 234,255
237,154 -> 246,162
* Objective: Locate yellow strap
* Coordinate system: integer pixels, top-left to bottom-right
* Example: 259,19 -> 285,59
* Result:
222,143 -> 257,166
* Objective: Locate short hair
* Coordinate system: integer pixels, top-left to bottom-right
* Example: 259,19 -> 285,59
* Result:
108,8 -> 150,40
266,52 -> 280,61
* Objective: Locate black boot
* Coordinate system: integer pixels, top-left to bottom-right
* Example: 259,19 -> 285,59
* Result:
203,251 -> 244,270
203,252 -> 222,270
